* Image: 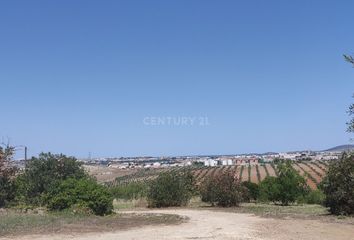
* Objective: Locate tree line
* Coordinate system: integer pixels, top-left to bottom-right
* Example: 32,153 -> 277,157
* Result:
111,155 -> 354,215
1,143 -> 354,215
0,146 -> 113,215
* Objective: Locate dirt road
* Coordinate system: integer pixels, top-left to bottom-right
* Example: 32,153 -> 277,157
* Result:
2,209 -> 354,240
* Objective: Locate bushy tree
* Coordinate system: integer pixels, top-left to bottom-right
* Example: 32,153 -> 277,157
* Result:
276,162 -> 308,205
16,152 -> 87,205
345,54 -> 354,131
200,173 -> 246,207
322,153 -> 354,215
242,181 -> 260,202
147,171 -> 195,208
46,178 -> 113,216
199,176 -> 219,206
259,162 -> 308,205
259,176 -> 280,203
0,144 -> 17,207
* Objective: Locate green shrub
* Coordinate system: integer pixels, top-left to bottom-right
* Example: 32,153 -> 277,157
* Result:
259,162 -> 308,205
0,145 -> 17,207
303,190 -> 325,205
242,181 -> 260,202
15,152 -> 87,205
110,182 -> 148,200
199,176 -> 218,205
0,175 -> 16,207
322,153 -> 354,215
46,178 -> 113,216
147,171 -> 195,208
47,193 -> 72,211
259,176 -> 280,203
200,173 -> 246,207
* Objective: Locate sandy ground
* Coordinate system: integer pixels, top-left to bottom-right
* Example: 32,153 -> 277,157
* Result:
2,209 -> 354,240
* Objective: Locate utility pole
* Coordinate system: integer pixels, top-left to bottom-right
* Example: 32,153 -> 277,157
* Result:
17,145 -> 28,162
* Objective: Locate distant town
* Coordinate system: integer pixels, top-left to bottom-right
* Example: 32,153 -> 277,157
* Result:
72,144 -> 354,170
10,145 -> 353,171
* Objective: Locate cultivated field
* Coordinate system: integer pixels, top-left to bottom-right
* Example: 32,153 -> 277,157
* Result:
107,161 -> 329,189
84,165 -> 139,183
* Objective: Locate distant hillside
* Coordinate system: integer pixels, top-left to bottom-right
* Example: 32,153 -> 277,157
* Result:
323,144 -> 354,152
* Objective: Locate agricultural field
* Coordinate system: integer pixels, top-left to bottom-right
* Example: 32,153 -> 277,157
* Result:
84,165 -> 139,183
108,161 -> 329,190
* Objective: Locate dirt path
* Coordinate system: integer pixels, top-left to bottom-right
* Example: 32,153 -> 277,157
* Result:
259,218 -> 354,240
2,209 -> 354,240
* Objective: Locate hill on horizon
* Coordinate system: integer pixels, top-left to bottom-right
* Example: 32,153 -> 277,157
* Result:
323,144 -> 354,152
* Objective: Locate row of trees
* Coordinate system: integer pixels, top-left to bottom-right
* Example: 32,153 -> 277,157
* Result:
115,161 -> 315,208
0,147 -> 113,215
199,161 -> 317,207
127,156 -> 353,215
322,153 -> 354,215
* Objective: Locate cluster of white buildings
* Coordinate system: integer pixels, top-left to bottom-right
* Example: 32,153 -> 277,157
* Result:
81,149 -> 345,170
200,151 -> 342,167
203,157 -> 259,167
107,160 -> 192,169
277,151 -> 340,161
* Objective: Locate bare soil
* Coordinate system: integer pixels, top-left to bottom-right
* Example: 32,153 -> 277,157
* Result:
2,208 -> 353,240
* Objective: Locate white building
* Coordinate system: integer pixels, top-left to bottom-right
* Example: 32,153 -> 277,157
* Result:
204,159 -> 217,167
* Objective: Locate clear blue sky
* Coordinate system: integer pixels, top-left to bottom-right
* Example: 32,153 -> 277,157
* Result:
1,1 -> 354,158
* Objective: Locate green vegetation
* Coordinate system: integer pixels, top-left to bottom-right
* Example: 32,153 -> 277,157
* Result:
200,173 -> 246,207
1,143 -> 353,222
0,144 -> 17,208
192,161 -> 204,167
1,150 -> 113,216
231,202 -> 329,219
322,153 -> 354,215
15,153 -> 87,206
110,182 -> 148,200
259,176 -> 279,202
242,181 -> 260,202
113,198 -> 148,209
273,157 -> 285,164
259,161 -> 308,205
300,190 -> 325,205
270,163 -> 279,176
46,178 -> 113,216
147,170 -> 195,208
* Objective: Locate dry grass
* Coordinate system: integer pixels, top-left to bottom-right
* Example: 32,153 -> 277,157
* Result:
192,201 -> 354,223
113,198 -> 148,209
0,209 -> 184,237
84,165 -> 138,183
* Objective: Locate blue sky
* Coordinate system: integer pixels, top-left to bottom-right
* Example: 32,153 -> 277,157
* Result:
1,1 -> 354,158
